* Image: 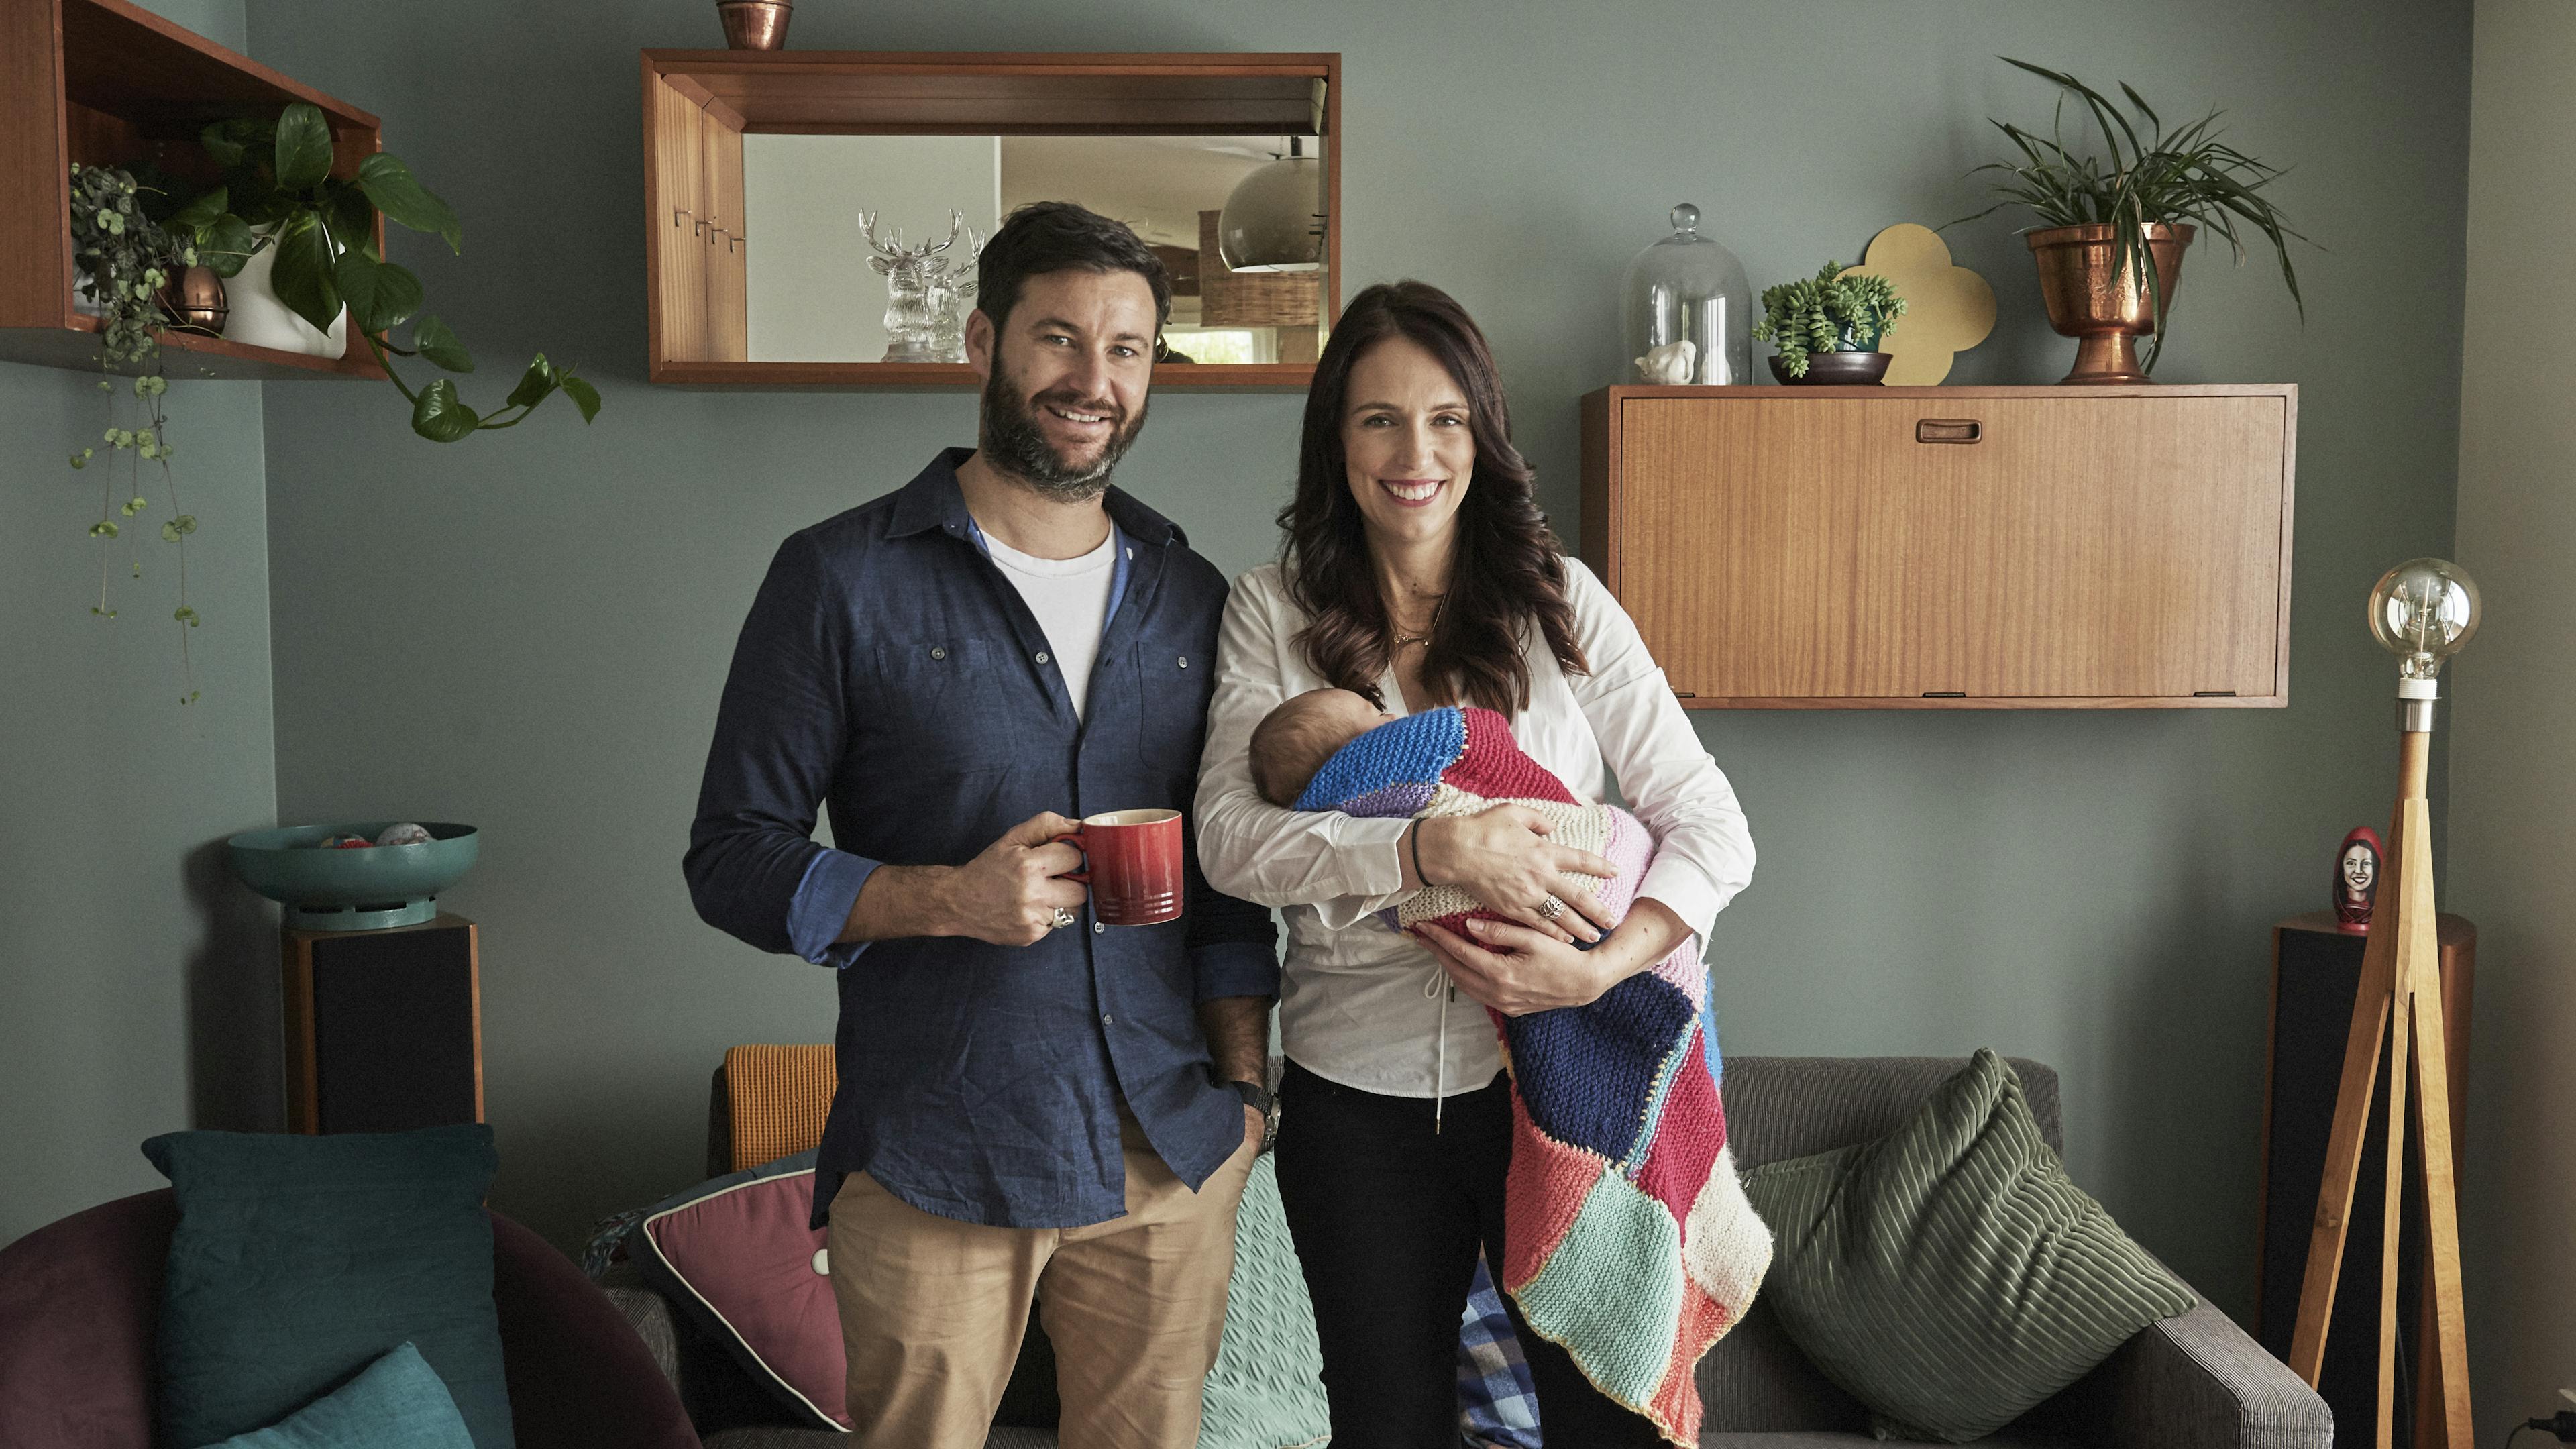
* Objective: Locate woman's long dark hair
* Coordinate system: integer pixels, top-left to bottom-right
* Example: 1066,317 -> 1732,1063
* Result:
1280,280 -> 1586,714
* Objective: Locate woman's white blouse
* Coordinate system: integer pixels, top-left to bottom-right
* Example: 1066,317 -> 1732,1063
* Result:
1195,557 -> 1756,1098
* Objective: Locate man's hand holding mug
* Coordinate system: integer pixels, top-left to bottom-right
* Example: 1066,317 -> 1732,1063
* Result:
1052,808 -> 1187,927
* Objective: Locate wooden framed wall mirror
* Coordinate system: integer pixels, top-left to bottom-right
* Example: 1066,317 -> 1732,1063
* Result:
641,51 -> 1340,389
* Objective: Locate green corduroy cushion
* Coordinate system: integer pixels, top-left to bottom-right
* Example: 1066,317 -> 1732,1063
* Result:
211,1342 -> 475,1448
1197,1152 -> 1330,1449
144,1125 -> 513,1449
1739,1049 -> 2193,1443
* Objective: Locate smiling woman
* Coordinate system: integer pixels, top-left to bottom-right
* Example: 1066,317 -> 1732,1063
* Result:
1280,282 -> 1584,718
1193,279 -> 1757,1445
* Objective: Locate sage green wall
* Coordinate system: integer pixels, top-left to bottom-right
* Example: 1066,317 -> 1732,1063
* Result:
247,0 -> 2471,1319
2452,0 -> 2576,1427
0,0 -> 282,1250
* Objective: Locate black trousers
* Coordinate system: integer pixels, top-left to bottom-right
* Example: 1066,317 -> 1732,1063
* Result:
1272,1058 -> 1664,1449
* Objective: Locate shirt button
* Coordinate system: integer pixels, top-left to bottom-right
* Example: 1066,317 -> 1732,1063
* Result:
930,646 -> 946,660
1177,655 -> 1189,669
1102,1013 -> 1114,1026
1093,922 -> 1104,934
1035,650 -> 1051,665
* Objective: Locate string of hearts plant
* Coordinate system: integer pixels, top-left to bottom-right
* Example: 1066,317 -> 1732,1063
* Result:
66,164 -> 204,702
177,101 -> 601,440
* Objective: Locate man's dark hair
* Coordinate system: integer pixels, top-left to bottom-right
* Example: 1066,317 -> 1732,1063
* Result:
975,201 -> 1171,335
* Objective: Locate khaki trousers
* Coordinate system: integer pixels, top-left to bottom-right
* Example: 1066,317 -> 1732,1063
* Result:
828,1116 -> 1256,1449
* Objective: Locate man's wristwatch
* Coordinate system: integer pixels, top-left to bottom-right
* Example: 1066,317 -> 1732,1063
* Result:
1224,1077 -> 1279,1152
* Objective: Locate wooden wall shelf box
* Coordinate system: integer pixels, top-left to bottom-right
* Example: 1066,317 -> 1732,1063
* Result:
641,50 -> 1340,390
1580,384 -> 2298,708
0,0 -> 386,380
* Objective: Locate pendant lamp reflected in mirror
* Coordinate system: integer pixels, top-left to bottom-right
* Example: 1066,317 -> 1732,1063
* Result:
1218,136 -> 1324,274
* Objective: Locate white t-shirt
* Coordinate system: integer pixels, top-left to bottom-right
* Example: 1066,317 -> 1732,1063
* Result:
985,530 -> 1118,720
1193,558 -> 1756,1099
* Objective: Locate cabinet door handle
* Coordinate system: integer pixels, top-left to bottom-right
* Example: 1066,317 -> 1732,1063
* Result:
1917,419 -> 1982,444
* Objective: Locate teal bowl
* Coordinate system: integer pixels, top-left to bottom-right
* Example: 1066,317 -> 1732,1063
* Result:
226,821 -> 480,930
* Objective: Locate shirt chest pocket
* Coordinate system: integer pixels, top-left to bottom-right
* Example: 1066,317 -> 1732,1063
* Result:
865,638 -> 1024,772
1124,642 -> 1209,774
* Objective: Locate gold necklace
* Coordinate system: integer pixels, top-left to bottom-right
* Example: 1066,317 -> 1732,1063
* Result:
1389,594 -> 1444,649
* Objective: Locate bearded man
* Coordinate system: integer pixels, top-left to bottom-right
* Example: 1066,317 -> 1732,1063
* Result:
685,202 -> 1277,1449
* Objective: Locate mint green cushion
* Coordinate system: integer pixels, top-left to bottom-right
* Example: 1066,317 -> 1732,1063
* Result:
1197,1153 -> 1330,1449
1739,1049 -> 2192,1443
144,1125 -> 513,1449
213,1343 -> 474,1448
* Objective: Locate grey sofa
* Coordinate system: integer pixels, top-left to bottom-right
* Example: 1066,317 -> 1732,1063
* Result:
605,1055 -> 2330,1449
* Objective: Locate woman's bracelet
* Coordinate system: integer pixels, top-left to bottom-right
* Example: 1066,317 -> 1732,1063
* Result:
1409,820 -> 1436,889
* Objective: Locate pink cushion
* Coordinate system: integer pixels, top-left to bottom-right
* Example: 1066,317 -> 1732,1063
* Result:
628,1156 -> 845,1431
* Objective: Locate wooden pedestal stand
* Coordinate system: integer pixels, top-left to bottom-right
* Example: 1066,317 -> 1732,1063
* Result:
2288,729 -> 2472,1446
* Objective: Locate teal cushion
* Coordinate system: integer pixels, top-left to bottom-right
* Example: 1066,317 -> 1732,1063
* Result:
1196,1153 -> 1330,1449
212,1342 -> 474,1448
144,1125 -> 513,1449
1739,1050 -> 2193,1443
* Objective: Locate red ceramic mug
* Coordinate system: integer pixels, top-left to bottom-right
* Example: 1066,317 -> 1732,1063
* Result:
1054,808 -> 1185,926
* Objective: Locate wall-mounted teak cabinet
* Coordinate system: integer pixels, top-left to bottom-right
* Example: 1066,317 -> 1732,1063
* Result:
1579,385 -> 2296,708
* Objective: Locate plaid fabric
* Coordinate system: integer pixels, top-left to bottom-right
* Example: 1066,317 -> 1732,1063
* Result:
1459,1254 -> 1542,1448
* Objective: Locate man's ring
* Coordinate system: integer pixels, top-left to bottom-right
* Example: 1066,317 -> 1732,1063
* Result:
1051,906 -> 1079,930
1536,896 -> 1564,920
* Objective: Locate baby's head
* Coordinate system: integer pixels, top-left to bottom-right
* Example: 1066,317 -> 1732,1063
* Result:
1252,688 -> 1397,807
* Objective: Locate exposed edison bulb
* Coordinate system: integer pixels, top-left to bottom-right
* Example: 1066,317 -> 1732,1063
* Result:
2366,557 -> 2481,681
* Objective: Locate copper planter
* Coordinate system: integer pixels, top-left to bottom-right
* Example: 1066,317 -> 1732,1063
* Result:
717,0 -> 791,49
2027,222 -> 2194,384
156,265 -> 228,335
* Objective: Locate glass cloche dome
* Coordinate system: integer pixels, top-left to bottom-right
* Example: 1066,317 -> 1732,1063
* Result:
1621,202 -> 1752,385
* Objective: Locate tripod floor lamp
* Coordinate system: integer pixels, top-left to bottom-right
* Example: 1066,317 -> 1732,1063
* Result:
2288,557 -> 2481,1448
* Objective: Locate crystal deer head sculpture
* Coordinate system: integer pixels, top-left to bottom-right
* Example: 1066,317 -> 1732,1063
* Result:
861,209 -> 960,363
925,224 -> 988,364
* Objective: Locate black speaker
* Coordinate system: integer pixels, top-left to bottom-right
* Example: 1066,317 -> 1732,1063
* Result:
283,914 -> 483,1134
2257,912 -> 2473,1448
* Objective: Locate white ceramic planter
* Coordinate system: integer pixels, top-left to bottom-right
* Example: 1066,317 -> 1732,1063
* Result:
224,233 -> 348,358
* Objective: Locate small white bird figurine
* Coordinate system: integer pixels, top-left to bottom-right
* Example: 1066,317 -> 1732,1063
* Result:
1636,339 -> 1698,384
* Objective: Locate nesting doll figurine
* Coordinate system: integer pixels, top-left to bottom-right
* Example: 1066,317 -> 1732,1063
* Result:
2334,826 -> 2385,934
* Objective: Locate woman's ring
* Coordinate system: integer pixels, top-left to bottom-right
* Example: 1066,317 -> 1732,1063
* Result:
1536,896 -> 1564,920
1052,906 -> 1079,930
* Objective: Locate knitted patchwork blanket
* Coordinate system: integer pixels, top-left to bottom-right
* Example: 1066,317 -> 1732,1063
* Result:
1292,706 -> 1771,1444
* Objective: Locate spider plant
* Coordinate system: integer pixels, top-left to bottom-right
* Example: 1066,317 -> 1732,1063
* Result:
1951,58 -> 2310,372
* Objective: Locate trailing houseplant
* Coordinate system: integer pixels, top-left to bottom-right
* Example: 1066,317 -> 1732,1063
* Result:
66,164 -> 205,701
175,101 -> 600,439
1753,262 -> 1906,380
1949,58 -> 2310,378
52,107 -> 602,705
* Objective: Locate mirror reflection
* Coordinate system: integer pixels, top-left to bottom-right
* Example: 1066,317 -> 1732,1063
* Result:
741,133 -> 1328,365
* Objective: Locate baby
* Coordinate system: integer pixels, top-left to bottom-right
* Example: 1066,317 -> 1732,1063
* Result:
1250,686 -> 1638,939
1248,687 -> 1396,809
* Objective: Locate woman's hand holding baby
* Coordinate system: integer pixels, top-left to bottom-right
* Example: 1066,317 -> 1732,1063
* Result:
1409,806 -> 1617,944
1418,897 -> 1689,1016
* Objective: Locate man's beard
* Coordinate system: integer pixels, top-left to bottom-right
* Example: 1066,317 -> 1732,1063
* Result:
979,362 -> 1148,502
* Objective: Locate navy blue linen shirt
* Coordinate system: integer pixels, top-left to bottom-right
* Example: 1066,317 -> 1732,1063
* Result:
684,449 -> 1279,1229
